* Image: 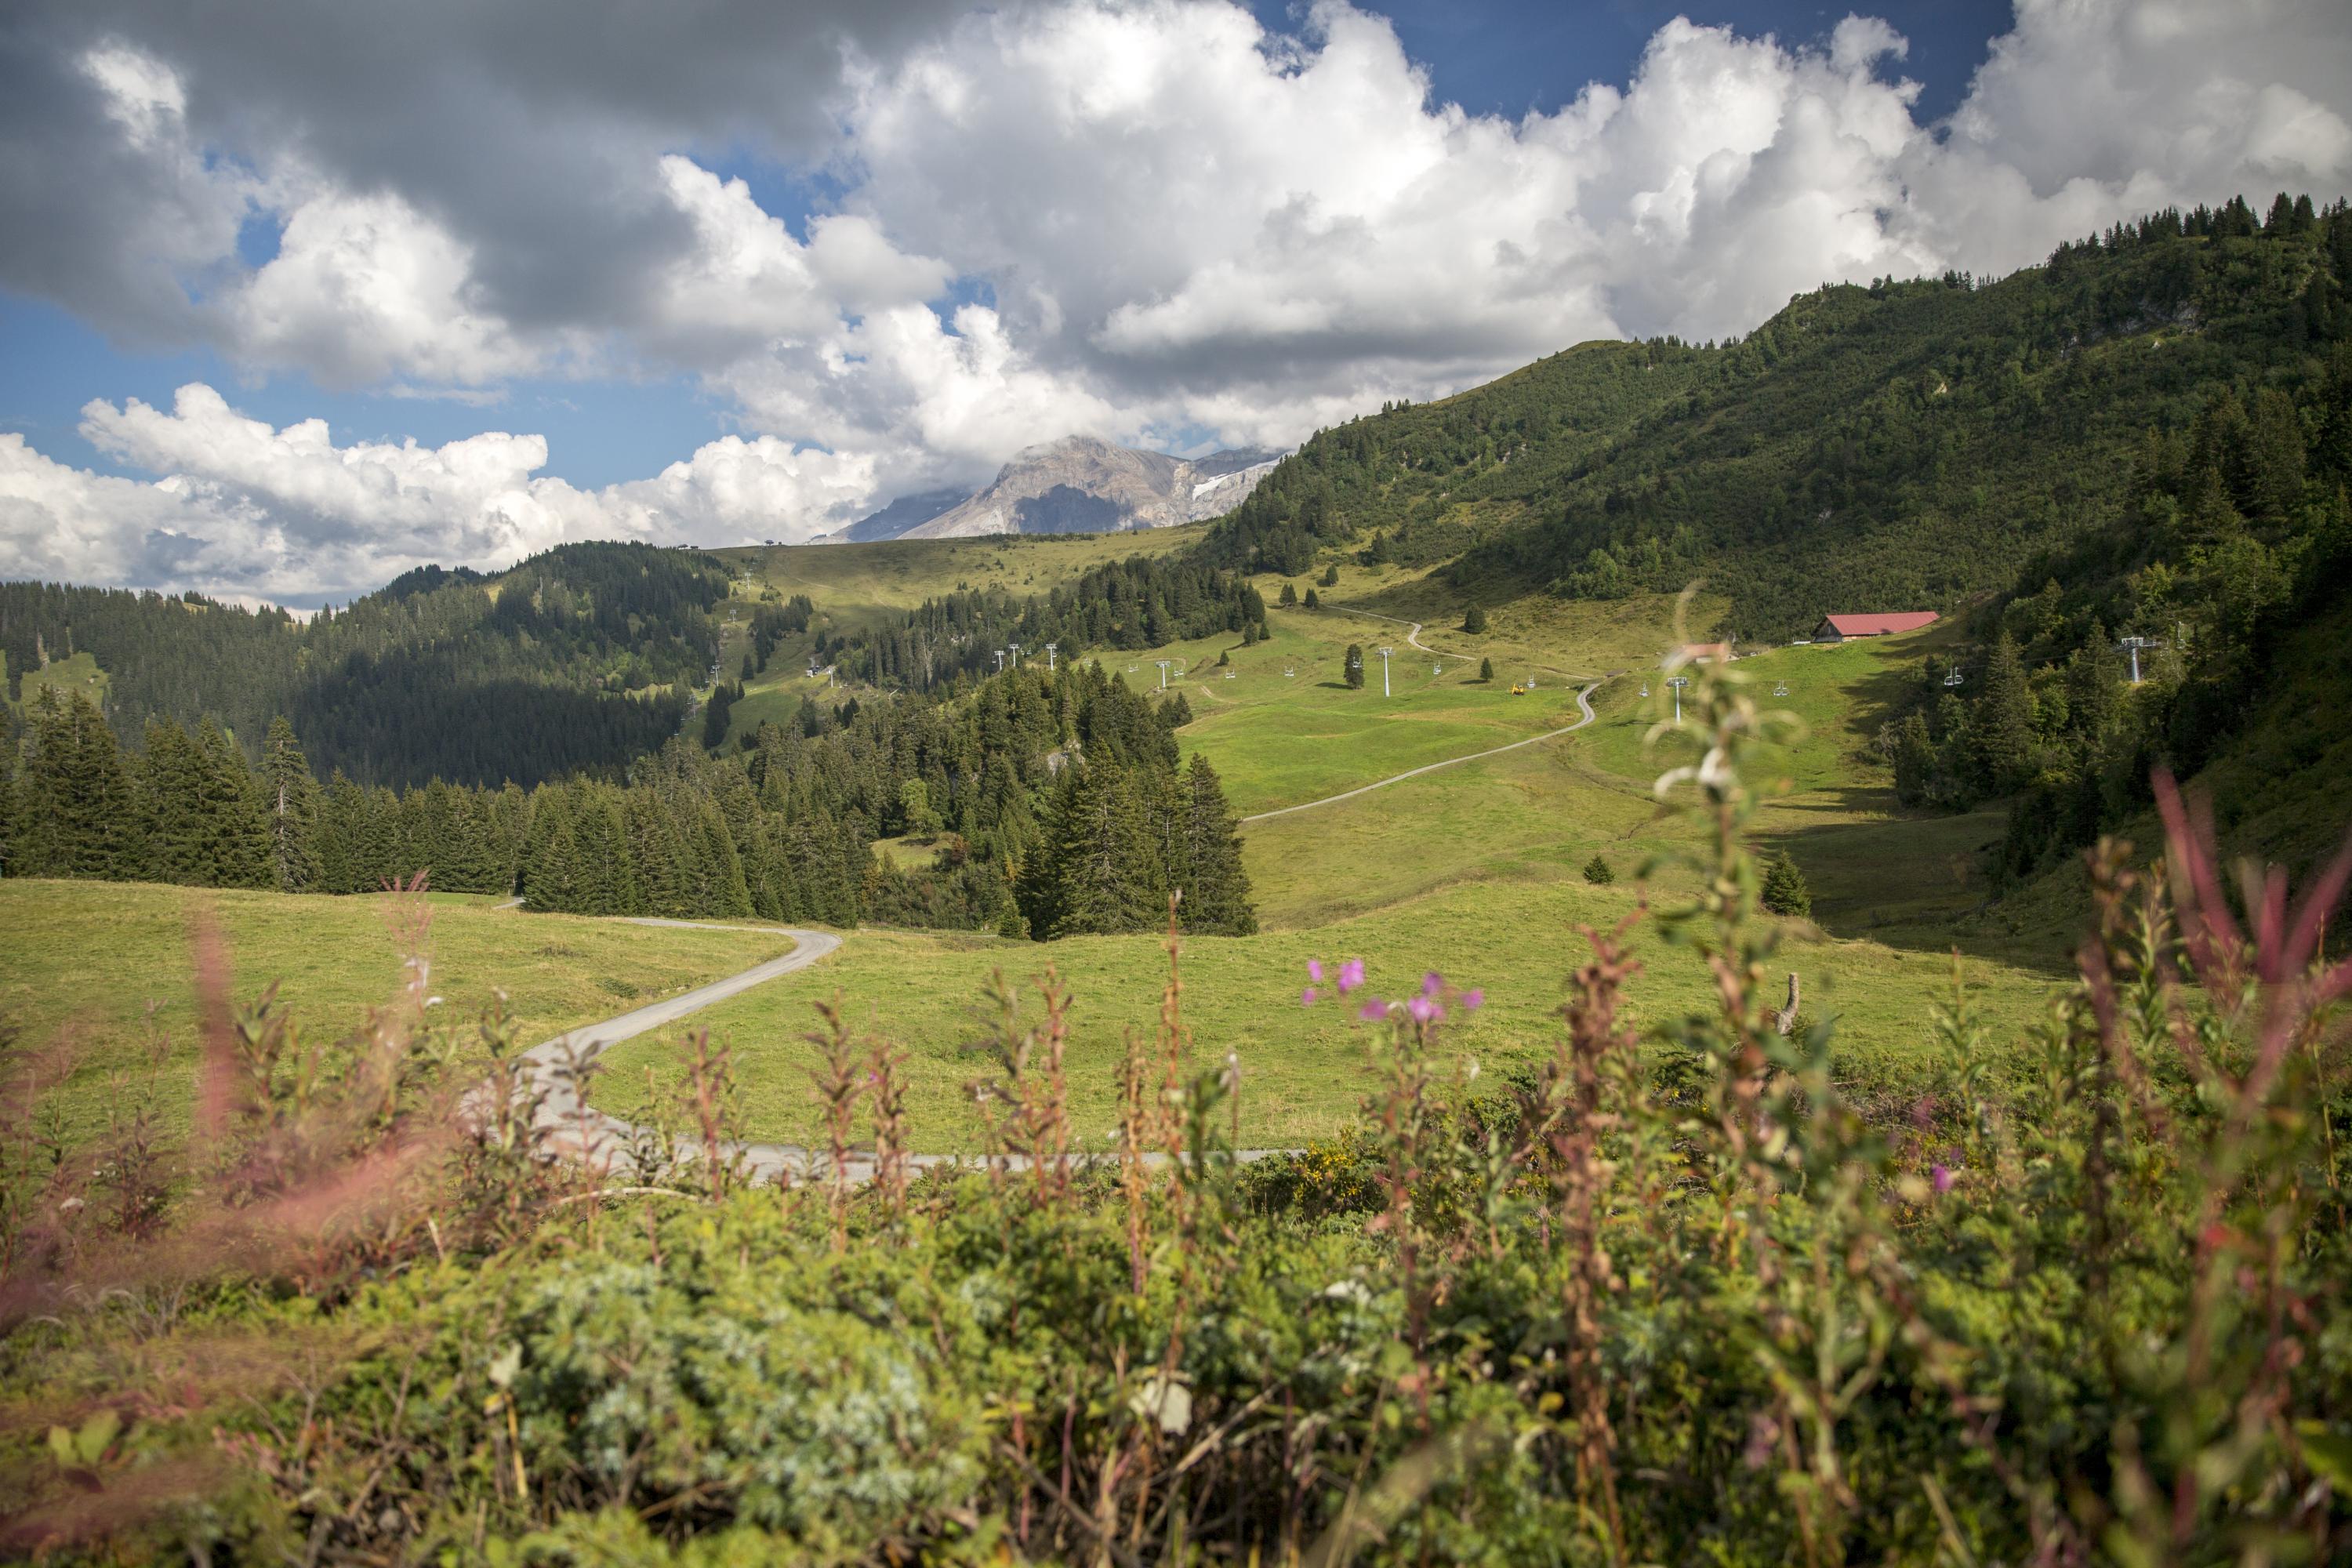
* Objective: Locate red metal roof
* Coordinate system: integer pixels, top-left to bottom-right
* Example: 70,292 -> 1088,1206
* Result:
1820,612 -> 1940,637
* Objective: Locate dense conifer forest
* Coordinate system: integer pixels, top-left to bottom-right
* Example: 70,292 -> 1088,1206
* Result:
815,554 -> 1269,693
0,661 -> 1253,939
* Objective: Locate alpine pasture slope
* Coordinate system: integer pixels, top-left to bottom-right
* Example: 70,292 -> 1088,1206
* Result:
0,880 -> 793,1151
594,571 -> 2063,1151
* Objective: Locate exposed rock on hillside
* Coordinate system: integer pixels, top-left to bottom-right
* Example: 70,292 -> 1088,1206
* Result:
901,436 -> 1281,539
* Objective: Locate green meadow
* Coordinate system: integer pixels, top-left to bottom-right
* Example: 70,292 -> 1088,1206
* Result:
0,881 -> 792,1149
592,597 -> 2068,1149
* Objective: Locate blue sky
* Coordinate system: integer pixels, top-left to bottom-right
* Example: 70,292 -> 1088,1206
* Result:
3,0 -> 2345,599
1264,2 -> 2013,123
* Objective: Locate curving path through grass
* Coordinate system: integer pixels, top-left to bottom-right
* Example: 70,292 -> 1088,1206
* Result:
1239,681 -> 1599,825
511,659 -> 1606,1174
516,918 -> 1286,1180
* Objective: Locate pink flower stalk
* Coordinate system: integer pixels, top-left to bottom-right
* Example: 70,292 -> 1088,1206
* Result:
1931,1163 -> 1955,1196
1358,999 -> 1386,1022
1308,959 -> 1324,983
1301,988 -> 1317,1007
1338,958 -> 1366,994
1422,971 -> 1443,997
1461,989 -> 1484,1011
1406,995 -> 1443,1024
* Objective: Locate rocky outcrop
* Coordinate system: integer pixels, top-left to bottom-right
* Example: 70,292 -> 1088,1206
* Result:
899,436 -> 1282,540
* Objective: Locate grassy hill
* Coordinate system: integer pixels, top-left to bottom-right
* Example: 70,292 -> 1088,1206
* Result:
0,879 -> 792,1152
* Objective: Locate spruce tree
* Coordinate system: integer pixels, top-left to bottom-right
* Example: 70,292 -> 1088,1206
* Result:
521,784 -> 578,908
262,718 -> 323,893
1480,657 -> 1494,681
1462,603 -> 1488,633
1973,630 -> 2036,793
1760,853 -> 1812,916
1176,754 -> 1255,935
318,774 -> 365,893
1032,759 -> 1160,938
1582,853 -> 1614,885
1345,644 -> 1366,688
199,720 -> 271,889
1304,588 -> 1320,609
139,716 -> 212,884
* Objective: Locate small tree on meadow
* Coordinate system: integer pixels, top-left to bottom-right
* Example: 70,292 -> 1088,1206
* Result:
1322,564 -> 1340,586
899,778 -> 941,837
1760,852 -> 1812,916
1479,656 -> 1494,681
1462,603 -> 1488,634
1582,852 -> 1613,885
1279,582 -> 1298,607
1304,589 -> 1320,610
1344,644 -> 1366,689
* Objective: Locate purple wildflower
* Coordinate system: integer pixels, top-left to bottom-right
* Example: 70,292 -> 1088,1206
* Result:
1422,971 -> 1443,997
1461,989 -> 1484,1011
1308,959 -> 1324,983
1931,1163 -> 1955,1196
1358,999 -> 1386,1022
1406,995 -> 1443,1024
1301,988 -> 1317,1007
1338,958 -> 1366,994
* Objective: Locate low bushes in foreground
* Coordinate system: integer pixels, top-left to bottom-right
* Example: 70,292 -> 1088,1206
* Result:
1,657 -> 2347,1565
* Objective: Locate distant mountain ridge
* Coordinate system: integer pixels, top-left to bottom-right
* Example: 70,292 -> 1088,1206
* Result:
828,436 -> 1283,543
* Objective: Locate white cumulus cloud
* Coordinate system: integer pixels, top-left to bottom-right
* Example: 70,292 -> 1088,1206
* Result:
0,385 -> 873,604
3,0 -> 2350,597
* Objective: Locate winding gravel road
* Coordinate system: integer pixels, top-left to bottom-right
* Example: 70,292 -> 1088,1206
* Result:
519,920 -> 844,1181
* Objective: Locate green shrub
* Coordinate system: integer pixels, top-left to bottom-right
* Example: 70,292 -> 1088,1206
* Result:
1760,851 -> 1811,915
1581,852 -> 1613,884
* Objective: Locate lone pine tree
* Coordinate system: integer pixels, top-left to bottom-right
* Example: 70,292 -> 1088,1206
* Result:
1172,754 -> 1255,936
1345,644 -> 1366,688
262,717 -> 324,894
1760,852 -> 1813,916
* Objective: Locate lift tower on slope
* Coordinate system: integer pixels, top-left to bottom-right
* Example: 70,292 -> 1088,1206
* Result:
2118,635 -> 2166,685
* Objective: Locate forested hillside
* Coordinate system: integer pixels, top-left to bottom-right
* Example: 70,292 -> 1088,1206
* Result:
815,554 -> 1269,693
0,659 -> 1253,940
0,543 -> 720,788
1208,194 -> 2351,639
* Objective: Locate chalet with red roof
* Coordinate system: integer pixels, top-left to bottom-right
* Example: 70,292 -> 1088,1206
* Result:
1812,611 -> 1939,642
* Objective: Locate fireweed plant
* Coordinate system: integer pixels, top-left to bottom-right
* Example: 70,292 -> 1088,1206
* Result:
1,651 -> 2349,1563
